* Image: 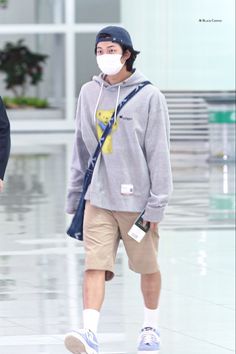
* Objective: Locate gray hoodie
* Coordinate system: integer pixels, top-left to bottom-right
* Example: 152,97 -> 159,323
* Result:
66,70 -> 173,222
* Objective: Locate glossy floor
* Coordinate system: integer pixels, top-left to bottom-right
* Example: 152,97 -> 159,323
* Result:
0,134 -> 235,354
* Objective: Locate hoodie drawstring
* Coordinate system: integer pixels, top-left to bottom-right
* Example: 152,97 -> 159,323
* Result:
93,82 -> 104,124
114,85 -> 121,123
93,84 -> 121,125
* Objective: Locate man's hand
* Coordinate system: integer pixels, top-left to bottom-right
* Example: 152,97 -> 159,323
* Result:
150,222 -> 158,232
143,220 -> 159,232
0,179 -> 3,192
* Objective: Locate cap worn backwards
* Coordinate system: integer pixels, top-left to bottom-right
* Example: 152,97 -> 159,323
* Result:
95,26 -> 139,53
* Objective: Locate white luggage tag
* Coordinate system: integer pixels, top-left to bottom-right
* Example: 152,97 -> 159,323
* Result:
128,211 -> 150,243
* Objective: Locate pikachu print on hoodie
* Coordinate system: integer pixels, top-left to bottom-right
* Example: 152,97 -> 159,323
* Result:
96,109 -> 119,154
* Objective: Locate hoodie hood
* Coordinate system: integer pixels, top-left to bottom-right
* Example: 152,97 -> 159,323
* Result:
91,70 -> 149,124
92,69 -> 149,89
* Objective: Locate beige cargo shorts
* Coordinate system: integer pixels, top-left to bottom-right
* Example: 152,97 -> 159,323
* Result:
83,201 -> 160,281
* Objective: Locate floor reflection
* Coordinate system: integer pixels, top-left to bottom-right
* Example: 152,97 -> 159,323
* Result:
0,135 -> 235,354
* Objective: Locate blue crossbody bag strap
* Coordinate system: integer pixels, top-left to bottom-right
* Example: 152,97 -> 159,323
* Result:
88,80 -> 151,170
67,80 -> 151,240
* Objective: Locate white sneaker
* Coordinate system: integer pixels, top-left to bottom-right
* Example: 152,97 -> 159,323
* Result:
137,326 -> 160,354
64,329 -> 99,354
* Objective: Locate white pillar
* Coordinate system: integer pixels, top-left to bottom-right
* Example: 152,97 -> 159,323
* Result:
65,0 -> 76,125
53,0 -> 64,108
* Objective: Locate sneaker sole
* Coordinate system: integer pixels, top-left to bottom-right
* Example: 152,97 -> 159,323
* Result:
64,332 -> 98,354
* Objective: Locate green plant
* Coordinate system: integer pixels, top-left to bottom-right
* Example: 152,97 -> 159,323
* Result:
0,39 -> 48,98
0,0 -> 8,8
3,96 -> 49,109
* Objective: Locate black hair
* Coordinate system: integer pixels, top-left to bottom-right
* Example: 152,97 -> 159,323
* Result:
121,45 -> 140,72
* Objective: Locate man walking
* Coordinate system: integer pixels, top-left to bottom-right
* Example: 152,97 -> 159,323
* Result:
65,26 -> 173,354
0,97 -> 10,192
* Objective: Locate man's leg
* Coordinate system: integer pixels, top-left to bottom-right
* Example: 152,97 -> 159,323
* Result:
82,270 -> 105,335
65,270 -> 111,354
116,212 -> 161,353
141,271 -> 161,309
137,271 -> 161,353
83,269 -> 106,310
65,203 -> 119,354
141,270 -> 161,330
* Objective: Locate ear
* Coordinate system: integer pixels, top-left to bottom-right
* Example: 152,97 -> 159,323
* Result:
121,49 -> 131,63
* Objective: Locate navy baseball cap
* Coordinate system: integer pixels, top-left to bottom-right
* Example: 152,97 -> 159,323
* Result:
95,26 -> 140,54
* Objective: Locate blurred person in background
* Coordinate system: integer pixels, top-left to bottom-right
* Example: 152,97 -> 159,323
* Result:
0,97 -> 10,192
65,26 -> 173,354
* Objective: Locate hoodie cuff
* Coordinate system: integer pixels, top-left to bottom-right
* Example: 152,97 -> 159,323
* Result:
142,205 -> 166,223
66,191 -> 81,214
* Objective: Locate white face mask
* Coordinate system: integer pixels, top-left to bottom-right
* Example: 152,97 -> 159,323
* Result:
96,54 -> 124,76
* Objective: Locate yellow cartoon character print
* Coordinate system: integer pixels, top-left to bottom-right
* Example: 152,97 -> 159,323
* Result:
96,109 -> 119,154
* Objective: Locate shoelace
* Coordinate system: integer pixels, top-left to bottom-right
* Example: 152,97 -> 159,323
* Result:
86,329 -> 98,345
142,331 -> 160,344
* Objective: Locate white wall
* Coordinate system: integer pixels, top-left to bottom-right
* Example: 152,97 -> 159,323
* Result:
0,0 -> 121,99
121,0 -> 235,90
0,0 -> 64,24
